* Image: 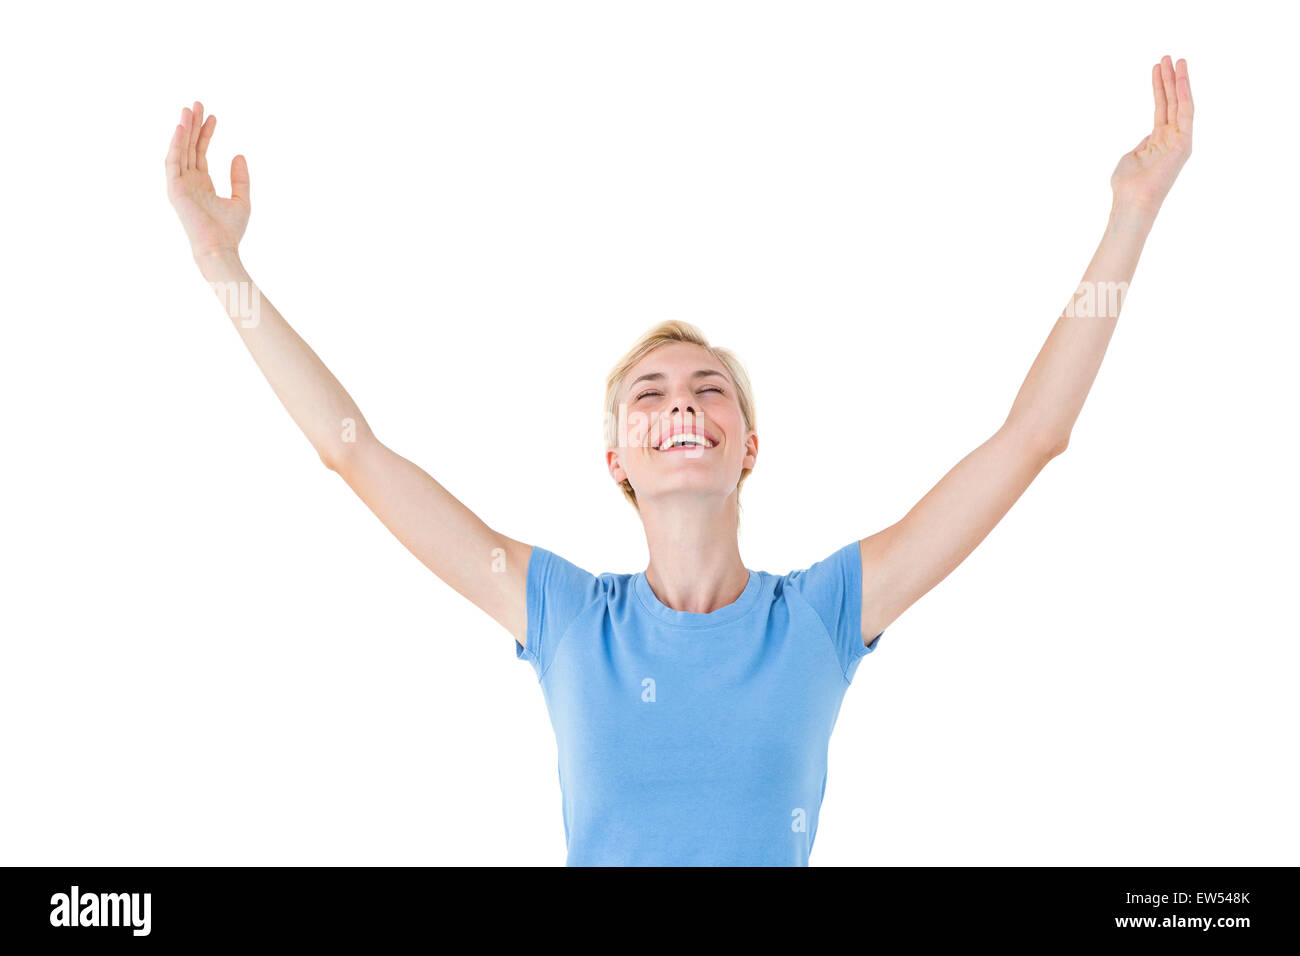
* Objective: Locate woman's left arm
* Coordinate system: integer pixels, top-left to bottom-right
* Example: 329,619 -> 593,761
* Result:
858,56 -> 1194,644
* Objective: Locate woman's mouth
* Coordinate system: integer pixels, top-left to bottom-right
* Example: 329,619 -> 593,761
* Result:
654,429 -> 718,452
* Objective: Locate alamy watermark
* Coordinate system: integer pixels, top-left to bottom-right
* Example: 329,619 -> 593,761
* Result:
602,406 -> 715,459
208,279 -> 260,328
1065,280 -> 1129,319
49,885 -> 151,936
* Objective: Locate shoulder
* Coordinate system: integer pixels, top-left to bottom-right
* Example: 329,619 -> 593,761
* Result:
779,541 -> 862,600
775,541 -> 878,681
527,546 -> 637,615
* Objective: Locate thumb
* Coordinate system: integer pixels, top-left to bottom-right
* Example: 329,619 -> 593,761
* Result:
231,154 -> 250,204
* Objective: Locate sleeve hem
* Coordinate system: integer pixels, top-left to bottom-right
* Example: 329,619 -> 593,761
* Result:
516,546 -> 547,681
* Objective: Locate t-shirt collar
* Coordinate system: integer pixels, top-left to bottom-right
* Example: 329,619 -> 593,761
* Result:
633,566 -> 763,628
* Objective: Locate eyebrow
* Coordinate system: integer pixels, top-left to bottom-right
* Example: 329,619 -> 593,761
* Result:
627,369 -> 729,390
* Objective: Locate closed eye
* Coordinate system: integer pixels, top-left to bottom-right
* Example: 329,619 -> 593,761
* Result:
634,386 -> 725,401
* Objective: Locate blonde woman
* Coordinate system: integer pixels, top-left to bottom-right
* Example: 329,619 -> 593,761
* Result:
164,55 -> 1193,866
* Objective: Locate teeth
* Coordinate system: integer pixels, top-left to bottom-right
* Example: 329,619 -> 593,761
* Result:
658,433 -> 714,451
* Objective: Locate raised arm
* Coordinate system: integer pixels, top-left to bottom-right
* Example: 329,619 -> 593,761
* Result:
165,101 -> 532,644
858,56 -> 1194,643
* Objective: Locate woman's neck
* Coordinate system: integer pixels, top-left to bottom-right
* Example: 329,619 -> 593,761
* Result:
638,494 -> 748,614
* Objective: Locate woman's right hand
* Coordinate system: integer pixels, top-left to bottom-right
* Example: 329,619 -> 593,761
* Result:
165,101 -> 250,261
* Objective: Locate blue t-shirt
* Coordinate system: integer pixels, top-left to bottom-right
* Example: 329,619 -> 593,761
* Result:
515,540 -> 883,866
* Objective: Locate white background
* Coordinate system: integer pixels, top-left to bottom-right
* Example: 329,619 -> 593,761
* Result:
2,1 -> 1295,866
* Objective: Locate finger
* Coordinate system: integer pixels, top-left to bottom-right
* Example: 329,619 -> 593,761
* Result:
1151,63 -> 1166,131
196,114 -> 216,173
230,154 -> 250,205
188,101 -> 203,171
1175,58 -> 1194,134
179,107 -> 193,172
1160,55 -> 1177,127
165,122 -> 185,182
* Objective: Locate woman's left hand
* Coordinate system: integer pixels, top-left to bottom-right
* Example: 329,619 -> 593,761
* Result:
1110,55 -> 1194,213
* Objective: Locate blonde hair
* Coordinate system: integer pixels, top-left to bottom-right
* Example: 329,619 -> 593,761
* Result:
603,320 -> 757,513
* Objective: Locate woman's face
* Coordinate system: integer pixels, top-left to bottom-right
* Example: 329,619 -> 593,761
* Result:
607,342 -> 757,505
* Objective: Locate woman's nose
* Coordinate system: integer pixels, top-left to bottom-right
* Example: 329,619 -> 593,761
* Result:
669,390 -> 696,414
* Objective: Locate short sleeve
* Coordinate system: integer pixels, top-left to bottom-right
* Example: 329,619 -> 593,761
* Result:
783,540 -> 882,685
516,546 -> 604,681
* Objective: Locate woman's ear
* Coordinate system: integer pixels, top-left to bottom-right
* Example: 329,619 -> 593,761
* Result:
606,448 -> 627,483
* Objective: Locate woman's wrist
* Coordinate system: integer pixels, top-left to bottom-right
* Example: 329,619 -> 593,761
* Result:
1107,196 -> 1159,237
194,246 -> 245,281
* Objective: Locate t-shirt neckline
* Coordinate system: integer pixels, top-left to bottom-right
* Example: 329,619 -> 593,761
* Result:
632,566 -> 763,628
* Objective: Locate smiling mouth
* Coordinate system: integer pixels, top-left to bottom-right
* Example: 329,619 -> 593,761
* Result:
654,432 -> 717,452
655,442 -> 714,453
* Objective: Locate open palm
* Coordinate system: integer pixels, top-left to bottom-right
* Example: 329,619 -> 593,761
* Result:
1111,56 -> 1194,212
165,101 -> 250,259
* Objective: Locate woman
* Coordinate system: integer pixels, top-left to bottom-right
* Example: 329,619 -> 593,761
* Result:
164,55 -> 1193,866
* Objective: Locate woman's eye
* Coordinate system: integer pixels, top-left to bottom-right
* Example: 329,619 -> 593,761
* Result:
634,386 -> 722,400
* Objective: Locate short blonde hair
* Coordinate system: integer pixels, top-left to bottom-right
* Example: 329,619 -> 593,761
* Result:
604,320 -> 757,512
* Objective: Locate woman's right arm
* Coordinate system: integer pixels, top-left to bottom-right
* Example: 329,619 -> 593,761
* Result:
166,101 -> 532,646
